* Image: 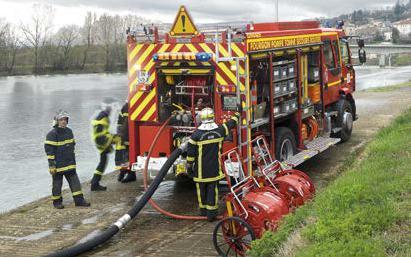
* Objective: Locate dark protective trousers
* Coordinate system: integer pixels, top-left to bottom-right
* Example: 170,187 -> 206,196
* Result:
92,149 -> 109,185
114,143 -> 129,167
52,171 -> 83,201
196,182 -> 218,218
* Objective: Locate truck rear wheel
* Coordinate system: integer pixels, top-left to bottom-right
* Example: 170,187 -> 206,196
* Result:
333,99 -> 353,142
275,127 -> 296,162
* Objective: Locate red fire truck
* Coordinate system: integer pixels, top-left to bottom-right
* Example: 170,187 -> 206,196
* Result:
127,6 -> 362,176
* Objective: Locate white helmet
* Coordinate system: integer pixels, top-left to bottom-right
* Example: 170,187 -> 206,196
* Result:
200,107 -> 215,124
55,110 -> 69,121
53,110 -> 69,127
198,108 -> 218,130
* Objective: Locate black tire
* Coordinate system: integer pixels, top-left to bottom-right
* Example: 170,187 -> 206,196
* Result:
332,99 -> 353,142
213,216 -> 256,257
275,127 -> 297,162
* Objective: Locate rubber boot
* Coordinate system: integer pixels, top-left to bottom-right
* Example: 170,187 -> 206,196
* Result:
53,199 -> 64,209
91,174 -> 107,191
117,169 -> 126,182
91,184 -> 107,191
121,171 -> 136,183
74,195 -> 91,207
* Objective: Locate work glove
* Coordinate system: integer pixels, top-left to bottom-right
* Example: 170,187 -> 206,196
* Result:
112,134 -> 121,145
49,166 -> 57,175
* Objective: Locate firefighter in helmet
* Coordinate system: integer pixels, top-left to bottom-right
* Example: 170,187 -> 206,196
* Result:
90,100 -> 119,191
187,107 -> 239,221
114,101 -> 136,183
44,110 -> 90,209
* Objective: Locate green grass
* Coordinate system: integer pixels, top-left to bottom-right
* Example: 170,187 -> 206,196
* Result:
365,81 -> 411,93
393,53 -> 411,67
249,108 -> 411,257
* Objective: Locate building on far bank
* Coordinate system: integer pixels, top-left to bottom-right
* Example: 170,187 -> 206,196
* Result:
384,31 -> 393,41
393,18 -> 411,37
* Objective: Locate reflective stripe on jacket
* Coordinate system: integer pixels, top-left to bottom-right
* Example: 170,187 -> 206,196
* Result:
116,103 -> 129,143
44,127 -> 76,173
187,115 -> 239,182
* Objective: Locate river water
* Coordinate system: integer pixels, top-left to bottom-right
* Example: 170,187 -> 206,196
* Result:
0,73 -> 127,213
355,65 -> 411,90
0,66 -> 410,213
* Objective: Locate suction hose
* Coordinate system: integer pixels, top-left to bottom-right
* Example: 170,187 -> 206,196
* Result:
44,141 -> 187,257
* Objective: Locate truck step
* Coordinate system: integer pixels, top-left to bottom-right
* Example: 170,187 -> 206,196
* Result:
283,136 -> 341,167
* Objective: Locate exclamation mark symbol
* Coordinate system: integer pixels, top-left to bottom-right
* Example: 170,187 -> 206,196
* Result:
181,15 -> 186,32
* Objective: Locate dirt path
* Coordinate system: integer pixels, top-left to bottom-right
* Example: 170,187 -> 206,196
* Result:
0,87 -> 410,257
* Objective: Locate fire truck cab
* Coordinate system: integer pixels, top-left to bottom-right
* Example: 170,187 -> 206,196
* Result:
127,6 -> 358,175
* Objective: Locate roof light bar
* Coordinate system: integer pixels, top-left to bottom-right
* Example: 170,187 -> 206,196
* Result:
153,52 -> 212,62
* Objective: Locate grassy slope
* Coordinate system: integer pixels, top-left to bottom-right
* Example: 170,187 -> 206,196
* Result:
250,108 -> 411,257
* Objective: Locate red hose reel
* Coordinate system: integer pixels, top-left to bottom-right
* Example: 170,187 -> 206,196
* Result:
213,136 -> 315,256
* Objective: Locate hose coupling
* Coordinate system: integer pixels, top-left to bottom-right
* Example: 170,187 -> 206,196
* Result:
113,214 -> 131,229
179,142 -> 188,152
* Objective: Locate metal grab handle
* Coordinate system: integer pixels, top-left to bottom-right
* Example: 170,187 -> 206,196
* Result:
230,176 -> 260,220
224,148 -> 261,220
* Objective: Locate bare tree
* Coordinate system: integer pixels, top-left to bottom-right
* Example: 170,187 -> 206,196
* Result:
93,14 -> 149,72
55,25 -> 80,70
0,20 -> 20,74
80,12 -> 96,70
111,15 -> 123,65
21,3 -> 54,74
0,20 -> 8,72
95,14 -> 116,71
4,25 -> 20,74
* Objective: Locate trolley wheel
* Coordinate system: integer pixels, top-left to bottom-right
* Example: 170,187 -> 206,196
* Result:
213,216 -> 256,257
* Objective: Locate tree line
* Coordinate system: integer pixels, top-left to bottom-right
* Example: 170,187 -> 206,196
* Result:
0,3 -> 150,76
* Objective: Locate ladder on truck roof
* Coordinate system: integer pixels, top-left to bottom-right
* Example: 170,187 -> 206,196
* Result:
130,21 -> 251,34
129,22 -> 250,43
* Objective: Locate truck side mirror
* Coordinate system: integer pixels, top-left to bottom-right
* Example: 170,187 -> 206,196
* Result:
358,48 -> 366,64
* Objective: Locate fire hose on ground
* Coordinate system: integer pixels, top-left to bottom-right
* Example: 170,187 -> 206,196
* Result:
45,118 -> 186,257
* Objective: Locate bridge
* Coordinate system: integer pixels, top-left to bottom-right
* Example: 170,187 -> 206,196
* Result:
350,44 -> 411,67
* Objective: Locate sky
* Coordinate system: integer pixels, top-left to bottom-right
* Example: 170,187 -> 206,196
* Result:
0,0 -> 403,29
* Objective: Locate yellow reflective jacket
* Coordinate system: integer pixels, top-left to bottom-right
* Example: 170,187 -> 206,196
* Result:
92,110 -> 113,153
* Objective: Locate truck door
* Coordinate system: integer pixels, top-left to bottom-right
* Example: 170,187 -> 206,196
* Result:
322,39 -> 341,105
340,38 -> 355,92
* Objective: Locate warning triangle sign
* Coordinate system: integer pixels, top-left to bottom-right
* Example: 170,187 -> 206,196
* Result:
169,6 -> 199,37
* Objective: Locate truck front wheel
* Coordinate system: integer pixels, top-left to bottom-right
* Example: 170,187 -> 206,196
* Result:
333,99 -> 353,142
